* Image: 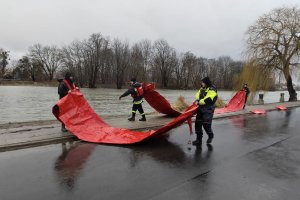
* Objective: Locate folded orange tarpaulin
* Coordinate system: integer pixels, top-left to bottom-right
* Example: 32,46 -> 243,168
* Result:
144,87 -> 246,117
214,90 -> 246,114
52,86 -> 245,144
143,83 -> 181,117
143,84 -> 246,116
52,89 -> 197,144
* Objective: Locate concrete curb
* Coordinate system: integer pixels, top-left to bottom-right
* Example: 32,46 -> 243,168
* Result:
0,135 -> 76,152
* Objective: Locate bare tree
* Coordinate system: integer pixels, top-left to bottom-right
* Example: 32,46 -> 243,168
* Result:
128,43 -> 144,81
83,33 -> 110,88
61,41 -> 87,87
0,49 -> 10,78
191,57 -> 209,88
206,58 -> 218,83
152,39 -> 177,88
111,39 -> 131,89
29,44 -> 62,80
99,47 -> 114,85
174,53 -> 184,88
138,40 -> 152,82
245,6 -> 300,101
180,52 -> 198,89
215,56 -> 234,89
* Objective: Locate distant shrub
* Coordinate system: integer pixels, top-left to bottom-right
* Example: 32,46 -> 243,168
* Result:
171,96 -> 189,112
215,98 -> 225,108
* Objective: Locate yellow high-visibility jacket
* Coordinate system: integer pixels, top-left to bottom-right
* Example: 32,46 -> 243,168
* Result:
195,86 -> 218,106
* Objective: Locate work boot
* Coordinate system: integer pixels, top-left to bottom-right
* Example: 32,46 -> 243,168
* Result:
207,144 -> 213,151
206,137 -> 213,144
128,113 -> 135,121
139,115 -> 146,121
128,117 -> 135,121
61,124 -> 68,132
192,139 -> 202,146
61,127 -> 68,132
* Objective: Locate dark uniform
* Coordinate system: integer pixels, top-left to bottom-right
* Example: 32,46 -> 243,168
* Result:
58,72 -> 75,132
242,84 -> 250,109
119,78 -> 146,121
193,77 -> 218,146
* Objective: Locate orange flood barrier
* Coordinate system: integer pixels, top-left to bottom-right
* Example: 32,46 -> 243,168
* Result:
251,109 -> 267,114
276,105 -> 287,110
214,90 -> 246,114
53,89 -> 197,144
52,86 -> 245,144
143,83 -> 181,117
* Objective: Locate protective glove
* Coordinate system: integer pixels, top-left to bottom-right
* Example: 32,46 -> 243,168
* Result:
199,99 -> 205,105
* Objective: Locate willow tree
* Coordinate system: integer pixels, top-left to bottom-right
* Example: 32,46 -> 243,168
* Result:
233,61 -> 275,104
245,6 -> 300,101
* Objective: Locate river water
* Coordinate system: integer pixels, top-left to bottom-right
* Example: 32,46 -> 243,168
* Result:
0,86 -> 292,124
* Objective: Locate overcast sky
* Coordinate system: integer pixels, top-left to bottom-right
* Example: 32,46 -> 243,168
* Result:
0,0 -> 299,61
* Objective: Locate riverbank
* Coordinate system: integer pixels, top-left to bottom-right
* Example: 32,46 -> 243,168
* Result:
2,80 -> 298,90
1,101 -> 299,152
0,80 -> 115,88
0,80 -> 58,87
1,85 -> 295,124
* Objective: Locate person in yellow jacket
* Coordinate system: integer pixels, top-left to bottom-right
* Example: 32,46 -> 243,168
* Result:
192,77 -> 218,146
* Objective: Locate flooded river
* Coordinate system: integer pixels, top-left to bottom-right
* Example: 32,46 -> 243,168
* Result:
0,86 -> 292,124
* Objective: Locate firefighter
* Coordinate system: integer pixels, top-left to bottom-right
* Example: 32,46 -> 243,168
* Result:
57,72 -> 76,132
119,78 -> 146,121
192,77 -> 218,146
242,83 -> 250,109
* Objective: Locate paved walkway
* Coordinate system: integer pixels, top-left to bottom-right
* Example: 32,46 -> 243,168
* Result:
1,101 -> 299,151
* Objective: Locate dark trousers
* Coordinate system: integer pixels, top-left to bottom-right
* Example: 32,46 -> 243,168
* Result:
195,106 -> 215,140
243,94 -> 249,109
59,96 -> 66,129
61,123 -> 66,129
132,103 -> 145,116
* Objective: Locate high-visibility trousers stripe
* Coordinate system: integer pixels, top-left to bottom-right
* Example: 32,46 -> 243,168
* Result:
133,99 -> 143,104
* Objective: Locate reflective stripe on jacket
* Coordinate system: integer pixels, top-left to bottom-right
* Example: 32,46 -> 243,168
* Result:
195,86 -> 218,106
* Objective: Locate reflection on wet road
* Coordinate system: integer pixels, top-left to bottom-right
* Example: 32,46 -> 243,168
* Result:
54,142 -> 97,190
0,108 -> 300,200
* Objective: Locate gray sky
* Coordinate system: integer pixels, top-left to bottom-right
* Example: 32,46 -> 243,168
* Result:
0,0 -> 299,61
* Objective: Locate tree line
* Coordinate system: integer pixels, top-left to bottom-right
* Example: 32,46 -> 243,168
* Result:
3,5 -> 299,99
2,34 -> 243,89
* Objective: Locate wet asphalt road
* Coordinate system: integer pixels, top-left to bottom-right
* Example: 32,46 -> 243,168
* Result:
0,108 -> 300,200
